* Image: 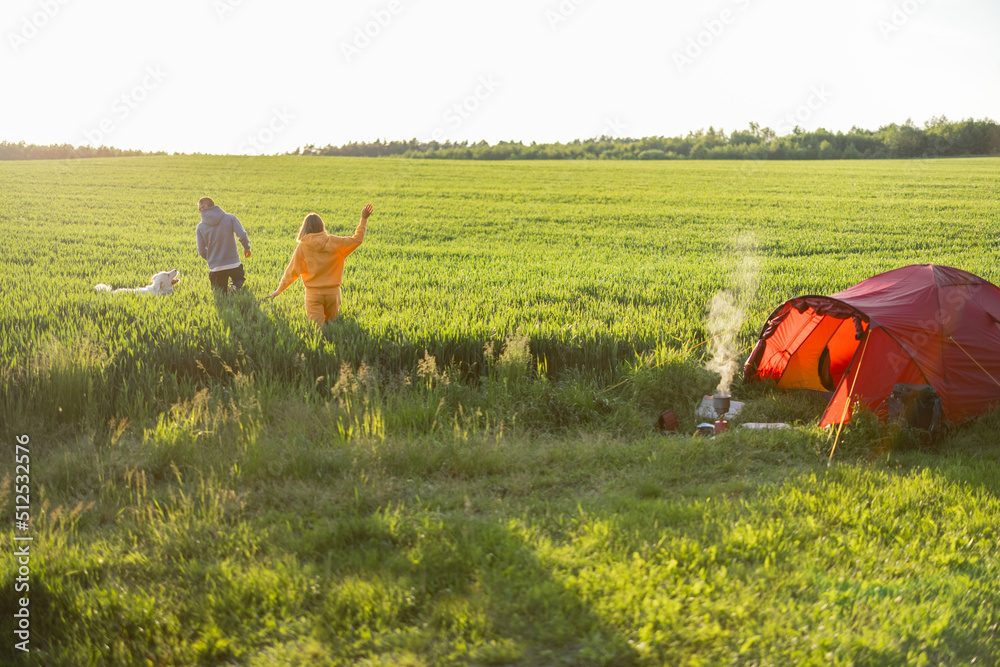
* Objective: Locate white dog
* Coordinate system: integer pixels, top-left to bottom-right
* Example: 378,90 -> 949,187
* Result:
95,269 -> 181,295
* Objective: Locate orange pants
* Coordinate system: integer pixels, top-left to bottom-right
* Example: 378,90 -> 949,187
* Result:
304,287 -> 342,325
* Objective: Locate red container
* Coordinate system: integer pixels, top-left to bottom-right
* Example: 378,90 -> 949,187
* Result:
658,410 -> 679,432
714,419 -> 729,434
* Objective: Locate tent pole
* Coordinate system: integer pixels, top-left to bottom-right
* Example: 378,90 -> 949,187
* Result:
828,331 -> 872,466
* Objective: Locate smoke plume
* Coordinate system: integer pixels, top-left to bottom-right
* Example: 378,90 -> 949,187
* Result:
706,234 -> 759,395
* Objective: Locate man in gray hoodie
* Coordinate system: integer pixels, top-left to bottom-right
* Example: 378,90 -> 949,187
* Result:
196,197 -> 252,292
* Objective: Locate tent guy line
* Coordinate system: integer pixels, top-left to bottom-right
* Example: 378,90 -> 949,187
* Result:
949,336 -> 1000,389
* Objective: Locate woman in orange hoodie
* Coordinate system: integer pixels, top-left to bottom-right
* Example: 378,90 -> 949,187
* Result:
264,204 -> 372,325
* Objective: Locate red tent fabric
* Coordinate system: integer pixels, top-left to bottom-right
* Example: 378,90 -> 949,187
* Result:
744,265 -> 1000,426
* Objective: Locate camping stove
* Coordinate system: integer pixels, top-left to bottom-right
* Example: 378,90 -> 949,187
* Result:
713,394 -> 731,434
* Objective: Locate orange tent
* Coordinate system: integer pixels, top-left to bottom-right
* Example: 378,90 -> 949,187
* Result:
743,265 -> 1000,426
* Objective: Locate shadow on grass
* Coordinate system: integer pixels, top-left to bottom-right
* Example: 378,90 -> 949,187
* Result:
275,507 -> 640,665
214,285 -> 699,383
7,406 -> 1000,665
879,408 -> 1000,497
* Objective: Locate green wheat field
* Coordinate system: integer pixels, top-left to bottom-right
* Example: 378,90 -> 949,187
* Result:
2,156 -> 1000,665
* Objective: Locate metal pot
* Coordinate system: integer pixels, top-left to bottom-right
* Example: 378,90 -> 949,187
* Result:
713,394 -> 731,416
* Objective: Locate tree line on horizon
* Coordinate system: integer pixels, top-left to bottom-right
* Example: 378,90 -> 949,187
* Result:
0,142 -> 167,160
294,117 -> 1000,161
3,117 -> 998,161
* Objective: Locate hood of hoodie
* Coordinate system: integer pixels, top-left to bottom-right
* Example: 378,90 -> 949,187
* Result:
300,231 -> 340,253
200,205 -> 227,227
298,232 -> 345,276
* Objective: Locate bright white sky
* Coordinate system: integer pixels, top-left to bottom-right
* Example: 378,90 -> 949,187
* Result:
2,0 -> 998,154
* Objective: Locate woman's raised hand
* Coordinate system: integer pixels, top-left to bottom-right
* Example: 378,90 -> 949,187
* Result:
362,203 -> 374,220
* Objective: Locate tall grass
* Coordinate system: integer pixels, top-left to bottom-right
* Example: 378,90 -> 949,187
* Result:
3,157 -> 1000,664
3,380 -> 998,664
3,157 -> 999,433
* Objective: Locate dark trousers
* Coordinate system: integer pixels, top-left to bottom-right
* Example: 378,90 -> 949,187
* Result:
209,265 -> 246,292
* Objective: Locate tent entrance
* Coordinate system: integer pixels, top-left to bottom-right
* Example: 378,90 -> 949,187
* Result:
777,312 -> 866,392
746,298 -> 869,394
